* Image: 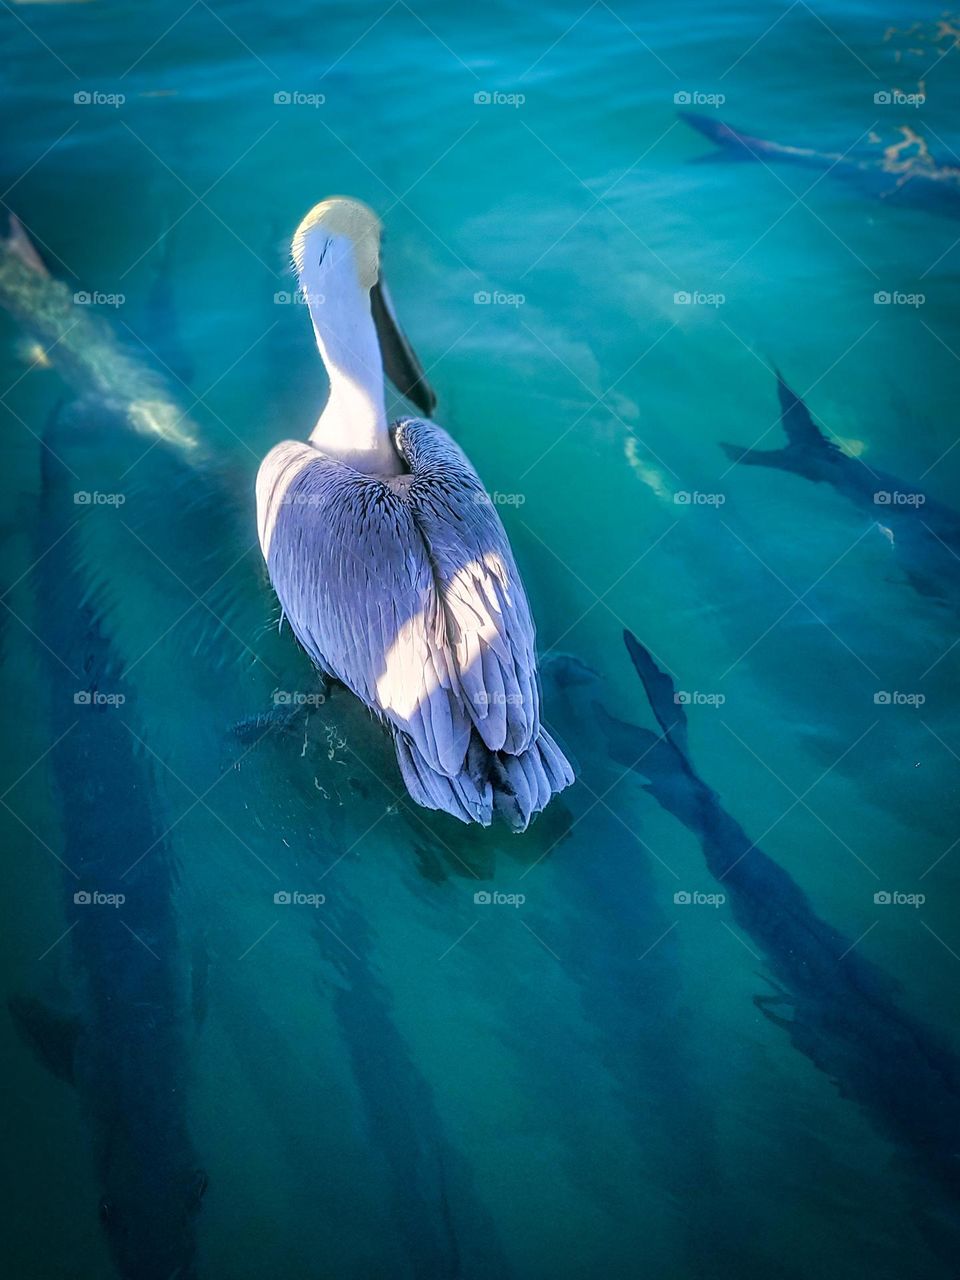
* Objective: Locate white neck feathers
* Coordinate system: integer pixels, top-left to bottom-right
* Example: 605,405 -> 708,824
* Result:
298,234 -> 399,474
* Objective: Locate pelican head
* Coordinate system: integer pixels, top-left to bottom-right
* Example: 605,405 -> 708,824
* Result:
292,196 -> 436,422
292,196 -> 382,289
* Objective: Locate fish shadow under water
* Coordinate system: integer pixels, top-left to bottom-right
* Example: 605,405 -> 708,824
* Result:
597,629 -> 960,1242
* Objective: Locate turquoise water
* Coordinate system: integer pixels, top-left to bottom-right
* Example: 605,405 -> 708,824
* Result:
2,1 -> 960,1276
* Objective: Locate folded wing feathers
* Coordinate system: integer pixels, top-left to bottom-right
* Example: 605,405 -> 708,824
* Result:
537,728 -> 576,791
262,426 -> 573,828
396,419 -> 541,757
395,732 -> 493,826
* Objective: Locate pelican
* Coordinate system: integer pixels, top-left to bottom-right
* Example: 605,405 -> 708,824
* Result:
256,198 -> 574,829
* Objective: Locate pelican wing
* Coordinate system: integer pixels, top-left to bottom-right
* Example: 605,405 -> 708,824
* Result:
394,417 -> 540,755
257,441 -> 473,778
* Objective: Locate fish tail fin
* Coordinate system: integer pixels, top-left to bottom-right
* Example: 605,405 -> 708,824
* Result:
773,368 -> 837,454
592,635 -> 712,811
622,631 -> 689,757
720,369 -> 839,470
585,633 -> 697,796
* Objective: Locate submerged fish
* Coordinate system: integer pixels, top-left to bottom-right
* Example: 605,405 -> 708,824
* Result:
723,370 -> 960,601
9,402 -> 208,1280
599,628 -> 960,1208
681,112 -> 960,218
0,214 -> 203,456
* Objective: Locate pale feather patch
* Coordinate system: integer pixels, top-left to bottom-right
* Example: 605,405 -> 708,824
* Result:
255,440 -> 317,559
291,197 -> 381,288
376,611 -> 443,721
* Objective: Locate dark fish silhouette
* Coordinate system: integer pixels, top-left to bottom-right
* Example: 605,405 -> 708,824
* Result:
598,629 -> 960,1206
9,402 -> 208,1280
681,112 -> 960,218
723,370 -> 960,601
237,714 -> 512,1280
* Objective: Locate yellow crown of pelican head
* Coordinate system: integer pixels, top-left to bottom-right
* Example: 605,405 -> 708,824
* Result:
291,197 -> 382,288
